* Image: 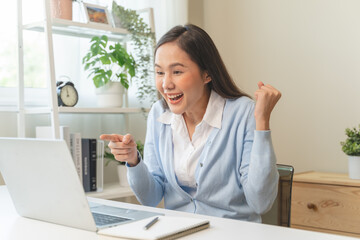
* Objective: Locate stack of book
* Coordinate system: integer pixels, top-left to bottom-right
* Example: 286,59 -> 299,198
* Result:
36,126 -> 104,192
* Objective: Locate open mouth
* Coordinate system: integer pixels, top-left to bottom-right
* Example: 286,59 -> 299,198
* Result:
167,93 -> 184,104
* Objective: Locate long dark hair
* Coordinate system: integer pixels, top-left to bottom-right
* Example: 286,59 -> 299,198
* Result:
155,24 -> 251,102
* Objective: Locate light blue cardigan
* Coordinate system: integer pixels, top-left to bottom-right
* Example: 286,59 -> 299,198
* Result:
127,96 -> 279,222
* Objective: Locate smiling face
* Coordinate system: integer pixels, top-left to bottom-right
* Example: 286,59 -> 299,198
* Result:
155,41 -> 211,116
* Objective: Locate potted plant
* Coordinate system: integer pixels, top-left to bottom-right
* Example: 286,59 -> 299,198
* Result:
112,2 -> 157,104
83,35 -> 135,107
340,125 -> 360,179
104,141 -> 144,186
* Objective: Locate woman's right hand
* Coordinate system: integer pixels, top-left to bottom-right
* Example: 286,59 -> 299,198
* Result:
99,134 -> 139,167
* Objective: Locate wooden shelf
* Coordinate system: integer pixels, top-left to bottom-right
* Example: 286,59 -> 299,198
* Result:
23,18 -> 129,41
86,182 -> 134,200
24,107 -> 52,114
0,107 -> 50,114
293,171 -> 360,187
0,107 -> 149,114
0,107 -> 18,113
58,107 -> 149,114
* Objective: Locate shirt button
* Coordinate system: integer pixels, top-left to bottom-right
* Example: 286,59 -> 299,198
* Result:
200,163 -> 203,167
208,141 -> 211,145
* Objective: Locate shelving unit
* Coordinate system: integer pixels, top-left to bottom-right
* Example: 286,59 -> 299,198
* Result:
58,107 -> 149,114
14,0 -> 147,138
12,0 -> 154,200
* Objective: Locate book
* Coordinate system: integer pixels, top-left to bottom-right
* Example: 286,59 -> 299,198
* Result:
97,216 -> 210,240
70,133 -> 82,182
81,138 -> 97,192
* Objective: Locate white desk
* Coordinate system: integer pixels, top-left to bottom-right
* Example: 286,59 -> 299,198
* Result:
0,186 -> 357,240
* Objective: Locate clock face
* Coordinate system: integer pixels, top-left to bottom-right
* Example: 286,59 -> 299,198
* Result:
60,85 -> 78,107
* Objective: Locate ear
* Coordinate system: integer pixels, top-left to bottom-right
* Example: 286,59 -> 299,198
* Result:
203,72 -> 212,84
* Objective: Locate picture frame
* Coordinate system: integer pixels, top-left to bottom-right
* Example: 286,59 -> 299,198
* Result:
82,3 -> 111,26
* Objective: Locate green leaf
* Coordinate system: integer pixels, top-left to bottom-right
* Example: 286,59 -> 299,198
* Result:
106,70 -> 112,78
117,56 -> 125,66
90,36 -> 100,43
84,63 -> 91,71
109,54 -> 117,63
91,44 -> 100,55
100,35 -> 108,43
121,78 -> 129,89
341,124 -> 360,156
99,55 -> 111,65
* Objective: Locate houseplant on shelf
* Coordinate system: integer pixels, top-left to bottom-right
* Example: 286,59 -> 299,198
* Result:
112,2 -> 157,104
340,125 -> 360,179
83,35 -> 135,107
104,141 -> 144,186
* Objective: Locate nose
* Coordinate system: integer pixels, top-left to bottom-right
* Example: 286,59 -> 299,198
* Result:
162,73 -> 175,91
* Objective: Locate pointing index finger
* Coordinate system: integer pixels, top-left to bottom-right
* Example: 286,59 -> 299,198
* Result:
99,134 -> 123,142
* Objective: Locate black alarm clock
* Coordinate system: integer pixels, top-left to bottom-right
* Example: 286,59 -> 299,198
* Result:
56,80 -> 79,107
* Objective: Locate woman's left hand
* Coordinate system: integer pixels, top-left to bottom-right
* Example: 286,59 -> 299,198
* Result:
254,81 -> 281,130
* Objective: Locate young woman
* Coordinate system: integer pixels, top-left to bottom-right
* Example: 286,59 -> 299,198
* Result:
100,24 -> 281,222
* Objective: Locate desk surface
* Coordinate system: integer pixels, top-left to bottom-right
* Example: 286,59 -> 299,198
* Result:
294,171 -> 360,187
0,186 -> 357,240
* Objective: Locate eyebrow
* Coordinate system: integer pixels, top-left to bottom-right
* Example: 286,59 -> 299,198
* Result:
155,63 -> 186,68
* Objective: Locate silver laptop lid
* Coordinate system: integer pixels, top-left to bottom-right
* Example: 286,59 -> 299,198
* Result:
0,137 -> 97,232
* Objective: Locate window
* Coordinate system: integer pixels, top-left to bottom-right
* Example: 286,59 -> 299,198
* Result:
0,1 -> 46,88
0,1 -> 49,107
0,2 -> 17,88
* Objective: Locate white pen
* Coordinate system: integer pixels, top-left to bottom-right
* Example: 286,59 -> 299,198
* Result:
144,216 -> 159,230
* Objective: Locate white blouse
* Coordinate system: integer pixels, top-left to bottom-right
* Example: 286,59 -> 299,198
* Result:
158,90 -> 225,192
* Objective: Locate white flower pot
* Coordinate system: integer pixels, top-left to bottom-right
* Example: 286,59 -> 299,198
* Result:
95,82 -> 124,107
348,156 -> 360,179
117,164 -> 129,187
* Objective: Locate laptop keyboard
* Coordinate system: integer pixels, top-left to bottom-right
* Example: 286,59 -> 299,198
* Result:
92,212 -> 130,226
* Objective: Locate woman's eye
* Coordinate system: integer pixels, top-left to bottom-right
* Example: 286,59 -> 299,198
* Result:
173,71 -> 182,75
156,71 -> 164,76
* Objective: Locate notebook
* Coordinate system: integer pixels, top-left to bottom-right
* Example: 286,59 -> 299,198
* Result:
98,215 -> 210,240
0,137 -> 160,232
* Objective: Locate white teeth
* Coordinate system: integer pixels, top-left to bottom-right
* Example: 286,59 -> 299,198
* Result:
168,94 -> 183,98
168,94 -> 183,100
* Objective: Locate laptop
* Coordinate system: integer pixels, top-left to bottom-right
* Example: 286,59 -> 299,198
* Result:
0,137 -> 161,232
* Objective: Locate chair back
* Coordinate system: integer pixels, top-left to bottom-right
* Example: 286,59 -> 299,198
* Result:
261,164 -> 294,227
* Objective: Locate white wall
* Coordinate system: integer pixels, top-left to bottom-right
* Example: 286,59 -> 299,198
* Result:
202,0 -> 360,173
188,0 -> 204,28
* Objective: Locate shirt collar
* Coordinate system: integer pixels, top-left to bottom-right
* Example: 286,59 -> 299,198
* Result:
157,109 -> 173,124
157,90 -> 225,129
203,90 -> 225,129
